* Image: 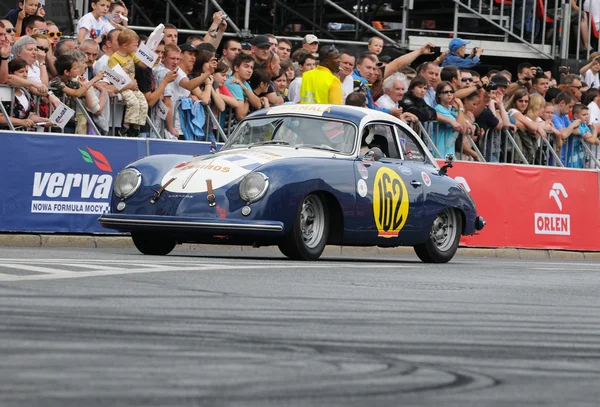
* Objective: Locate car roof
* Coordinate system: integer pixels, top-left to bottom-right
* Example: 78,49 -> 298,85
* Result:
249,104 -> 402,125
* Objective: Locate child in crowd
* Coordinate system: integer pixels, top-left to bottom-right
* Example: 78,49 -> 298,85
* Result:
108,29 -> 148,137
0,58 -> 51,129
105,1 -> 128,30
49,54 -> 104,132
76,0 -> 112,44
64,49 -> 104,133
571,104 -> 600,168
4,0 -> 39,37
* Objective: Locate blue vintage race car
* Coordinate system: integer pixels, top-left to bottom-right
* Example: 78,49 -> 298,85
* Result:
99,104 -> 485,263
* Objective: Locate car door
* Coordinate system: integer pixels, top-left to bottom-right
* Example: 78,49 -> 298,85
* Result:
353,123 -> 425,243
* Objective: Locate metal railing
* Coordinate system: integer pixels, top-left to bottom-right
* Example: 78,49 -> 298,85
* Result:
412,118 -> 600,169
0,83 -> 228,142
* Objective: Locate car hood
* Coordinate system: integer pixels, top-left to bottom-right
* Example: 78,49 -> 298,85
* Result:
161,146 -> 338,193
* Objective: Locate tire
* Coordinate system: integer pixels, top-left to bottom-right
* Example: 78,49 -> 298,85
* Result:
414,208 -> 462,263
278,193 -> 329,260
131,232 -> 176,256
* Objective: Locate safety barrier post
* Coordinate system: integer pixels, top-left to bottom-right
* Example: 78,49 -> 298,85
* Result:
145,114 -> 165,139
0,85 -> 16,131
416,121 -> 443,159
503,128 -> 529,165
583,141 -> 600,169
204,105 -> 228,142
73,98 -> 101,136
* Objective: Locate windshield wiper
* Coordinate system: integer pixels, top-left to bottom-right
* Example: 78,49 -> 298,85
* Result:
249,140 -> 290,148
295,144 -> 341,153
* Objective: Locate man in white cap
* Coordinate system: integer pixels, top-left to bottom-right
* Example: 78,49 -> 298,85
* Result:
441,37 -> 482,69
302,34 -> 319,54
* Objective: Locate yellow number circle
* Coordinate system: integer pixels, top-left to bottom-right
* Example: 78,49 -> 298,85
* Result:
373,167 -> 409,238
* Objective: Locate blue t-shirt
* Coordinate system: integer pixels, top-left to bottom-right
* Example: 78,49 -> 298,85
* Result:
552,112 -> 571,130
225,77 -> 252,101
433,104 -> 459,158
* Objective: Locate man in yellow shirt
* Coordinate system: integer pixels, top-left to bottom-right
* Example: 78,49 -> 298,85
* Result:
299,45 -> 342,105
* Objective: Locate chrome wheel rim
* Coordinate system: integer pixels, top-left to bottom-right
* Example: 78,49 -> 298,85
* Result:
431,209 -> 458,252
300,195 -> 325,249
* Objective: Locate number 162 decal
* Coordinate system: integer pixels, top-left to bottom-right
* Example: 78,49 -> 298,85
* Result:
373,167 -> 409,238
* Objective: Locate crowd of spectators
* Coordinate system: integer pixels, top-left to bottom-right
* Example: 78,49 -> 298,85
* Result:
0,0 -> 599,168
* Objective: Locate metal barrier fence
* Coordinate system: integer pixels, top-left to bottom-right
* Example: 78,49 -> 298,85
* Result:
0,84 -> 228,142
414,119 -> 600,169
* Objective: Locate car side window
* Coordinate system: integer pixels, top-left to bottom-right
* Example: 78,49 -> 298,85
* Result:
395,125 -> 426,162
360,124 -> 401,158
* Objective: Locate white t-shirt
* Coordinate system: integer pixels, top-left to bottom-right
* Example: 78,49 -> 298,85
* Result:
27,64 -> 41,84
168,69 -> 191,135
95,54 -> 109,75
341,75 -> 354,103
76,13 -> 112,41
584,69 -> 600,89
288,77 -> 302,103
588,100 -> 600,124
375,94 -> 397,110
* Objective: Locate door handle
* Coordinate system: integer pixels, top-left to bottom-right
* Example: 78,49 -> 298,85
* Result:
410,180 -> 422,187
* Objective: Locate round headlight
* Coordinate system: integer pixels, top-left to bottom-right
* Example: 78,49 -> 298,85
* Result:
239,172 -> 269,202
114,168 -> 142,199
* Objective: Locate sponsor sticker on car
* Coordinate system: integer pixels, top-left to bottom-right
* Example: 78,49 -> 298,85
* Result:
373,167 -> 409,238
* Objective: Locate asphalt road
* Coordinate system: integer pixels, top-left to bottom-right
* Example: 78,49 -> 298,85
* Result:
0,246 -> 599,407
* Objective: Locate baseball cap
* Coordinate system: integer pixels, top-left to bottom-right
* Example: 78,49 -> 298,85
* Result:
448,37 -> 471,52
490,74 -> 510,88
303,34 -> 319,44
179,43 -> 196,53
251,35 -> 271,48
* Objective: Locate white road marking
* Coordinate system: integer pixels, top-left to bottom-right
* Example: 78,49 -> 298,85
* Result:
0,258 -> 416,282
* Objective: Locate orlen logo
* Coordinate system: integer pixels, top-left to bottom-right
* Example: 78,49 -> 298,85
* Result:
534,183 -> 570,236
32,146 -> 113,199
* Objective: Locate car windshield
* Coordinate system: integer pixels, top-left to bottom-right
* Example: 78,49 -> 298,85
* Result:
221,116 -> 357,154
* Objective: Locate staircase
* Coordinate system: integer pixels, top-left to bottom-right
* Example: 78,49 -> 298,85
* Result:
447,0 -> 558,60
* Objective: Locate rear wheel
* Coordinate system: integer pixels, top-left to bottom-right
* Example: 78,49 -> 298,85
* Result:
131,232 -> 176,255
279,193 -> 329,260
414,208 -> 462,263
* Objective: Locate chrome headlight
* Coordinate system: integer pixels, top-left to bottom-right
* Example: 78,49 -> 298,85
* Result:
113,168 -> 141,199
239,172 -> 269,203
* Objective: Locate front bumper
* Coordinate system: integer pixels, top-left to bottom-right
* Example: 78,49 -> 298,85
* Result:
98,214 -> 285,236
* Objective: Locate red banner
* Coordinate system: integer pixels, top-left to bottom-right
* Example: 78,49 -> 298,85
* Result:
438,161 -> 600,250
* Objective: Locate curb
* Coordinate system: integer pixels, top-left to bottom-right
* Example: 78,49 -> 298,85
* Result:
0,234 -> 598,260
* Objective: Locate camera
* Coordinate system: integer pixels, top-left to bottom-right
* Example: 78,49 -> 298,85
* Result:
534,67 -> 546,78
483,82 -> 498,91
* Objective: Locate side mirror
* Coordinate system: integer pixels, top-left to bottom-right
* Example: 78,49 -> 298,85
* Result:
439,154 -> 454,176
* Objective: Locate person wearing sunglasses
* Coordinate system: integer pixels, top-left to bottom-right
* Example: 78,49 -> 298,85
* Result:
433,81 -> 466,158
44,20 -> 61,47
21,14 -> 46,38
0,20 -> 16,45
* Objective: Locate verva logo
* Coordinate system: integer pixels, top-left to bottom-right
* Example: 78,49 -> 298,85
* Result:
31,146 -> 113,199
534,183 -> 571,236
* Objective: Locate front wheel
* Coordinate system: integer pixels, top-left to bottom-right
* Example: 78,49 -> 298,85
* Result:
414,208 -> 462,263
279,193 -> 329,260
131,232 -> 176,255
